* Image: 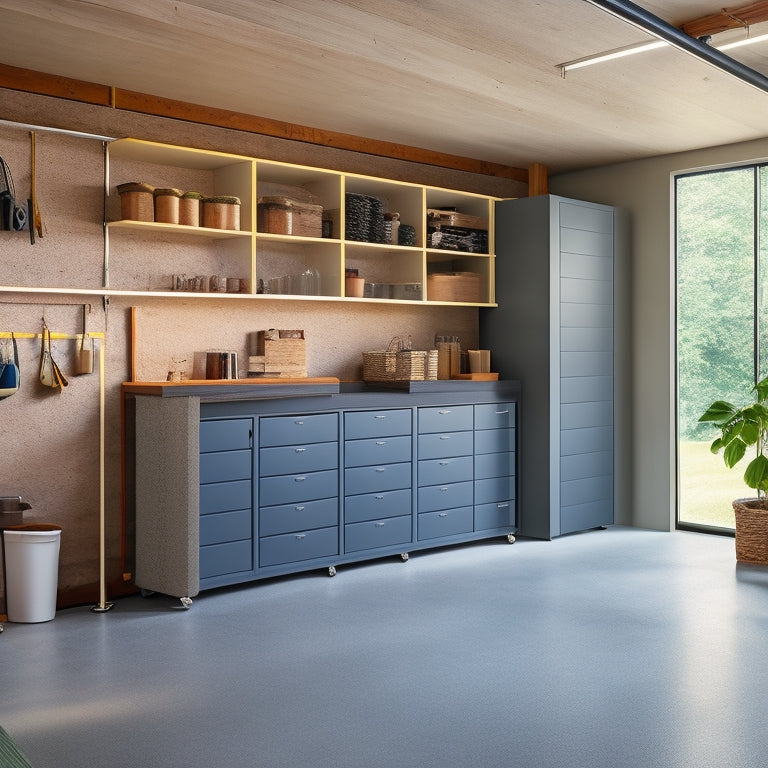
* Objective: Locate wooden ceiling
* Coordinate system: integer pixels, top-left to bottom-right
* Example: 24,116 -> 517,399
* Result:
2,0 -> 768,174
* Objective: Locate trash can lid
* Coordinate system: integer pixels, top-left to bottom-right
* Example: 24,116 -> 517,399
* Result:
5,524 -> 62,532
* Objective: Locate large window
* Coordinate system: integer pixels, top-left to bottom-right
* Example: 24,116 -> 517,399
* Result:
676,165 -> 762,531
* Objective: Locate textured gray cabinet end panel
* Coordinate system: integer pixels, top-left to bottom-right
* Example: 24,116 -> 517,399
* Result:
134,395 -> 201,598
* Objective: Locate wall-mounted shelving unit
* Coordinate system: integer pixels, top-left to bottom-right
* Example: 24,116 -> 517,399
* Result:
103,138 -> 499,306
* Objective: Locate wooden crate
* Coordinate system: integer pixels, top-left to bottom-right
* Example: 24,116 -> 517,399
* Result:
252,329 -> 307,377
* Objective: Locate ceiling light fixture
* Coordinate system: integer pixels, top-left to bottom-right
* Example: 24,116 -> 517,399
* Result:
564,0 -> 768,95
558,30 -> 768,75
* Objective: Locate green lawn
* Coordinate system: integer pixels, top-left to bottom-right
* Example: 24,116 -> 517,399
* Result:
678,440 -> 743,528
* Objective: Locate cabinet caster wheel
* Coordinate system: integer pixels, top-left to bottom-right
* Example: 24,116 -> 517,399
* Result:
179,596 -> 193,609
507,534 -> 516,544
400,553 -> 409,562
140,588 -> 155,598
328,566 -> 337,577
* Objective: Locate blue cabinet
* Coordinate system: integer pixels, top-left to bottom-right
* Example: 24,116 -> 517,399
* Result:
343,408 -> 412,555
258,413 -> 340,569
129,382 -> 519,601
198,418 -> 254,584
483,195 -> 620,538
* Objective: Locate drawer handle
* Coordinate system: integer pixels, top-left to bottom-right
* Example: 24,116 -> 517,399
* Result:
439,512 -> 448,518
294,476 -> 306,482
439,435 -> 451,441
375,440 -> 386,446
294,420 -> 304,426
295,447 -> 306,453
439,486 -> 449,492
438,409 -> 452,415
375,522 -> 386,528
439,460 -> 450,466
498,503 -> 510,509
295,533 -> 306,540
375,495 -> 384,500
374,414 -> 387,420
495,409 -> 510,415
375,467 -> 386,473
294,505 -> 305,511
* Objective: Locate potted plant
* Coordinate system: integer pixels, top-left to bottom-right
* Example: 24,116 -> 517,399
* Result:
699,374 -> 768,564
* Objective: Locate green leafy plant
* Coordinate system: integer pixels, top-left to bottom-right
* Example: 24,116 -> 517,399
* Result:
699,375 -> 768,497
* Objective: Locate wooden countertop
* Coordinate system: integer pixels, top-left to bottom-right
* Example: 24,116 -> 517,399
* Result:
122,377 -> 341,400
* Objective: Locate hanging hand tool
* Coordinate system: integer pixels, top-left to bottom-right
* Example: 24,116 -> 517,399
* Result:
29,131 -> 44,242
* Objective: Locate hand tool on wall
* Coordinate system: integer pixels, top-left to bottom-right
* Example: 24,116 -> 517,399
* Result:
39,321 -> 68,390
29,131 -> 44,242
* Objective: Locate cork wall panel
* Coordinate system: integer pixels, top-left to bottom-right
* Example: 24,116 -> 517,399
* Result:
1,88 -> 510,608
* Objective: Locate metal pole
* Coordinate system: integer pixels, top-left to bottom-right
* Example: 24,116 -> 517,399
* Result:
585,0 -> 768,94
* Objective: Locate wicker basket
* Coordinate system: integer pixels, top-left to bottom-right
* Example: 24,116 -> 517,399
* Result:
363,337 -> 438,382
154,187 -> 183,224
733,498 -> 768,564
202,196 -> 241,230
117,182 -> 154,222
427,272 -> 483,303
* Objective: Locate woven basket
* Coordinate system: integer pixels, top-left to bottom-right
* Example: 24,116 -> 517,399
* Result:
733,498 -> 768,564
363,337 -> 438,382
117,182 -> 154,222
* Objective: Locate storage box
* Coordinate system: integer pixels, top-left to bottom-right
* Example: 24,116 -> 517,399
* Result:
362,337 -> 438,382
428,224 -> 488,253
202,196 -> 241,230
250,329 -> 307,378
427,209 -> 488,230
258,196 -> 323,237
427,272 -> 483,303
117,182 -> 154,222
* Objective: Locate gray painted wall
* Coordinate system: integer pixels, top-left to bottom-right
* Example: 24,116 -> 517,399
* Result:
550,136 -> 768,531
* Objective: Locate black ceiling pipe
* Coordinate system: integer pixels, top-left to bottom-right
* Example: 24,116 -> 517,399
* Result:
585,0 -> 768,95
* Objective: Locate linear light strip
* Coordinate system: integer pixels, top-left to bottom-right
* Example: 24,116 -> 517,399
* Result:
560,31 -> 768,73
568,0 -> 768,94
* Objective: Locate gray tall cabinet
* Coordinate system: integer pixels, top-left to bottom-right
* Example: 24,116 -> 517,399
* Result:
481,195 -> 624,539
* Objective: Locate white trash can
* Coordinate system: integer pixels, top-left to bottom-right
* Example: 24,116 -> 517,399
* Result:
3,524 -> 62,623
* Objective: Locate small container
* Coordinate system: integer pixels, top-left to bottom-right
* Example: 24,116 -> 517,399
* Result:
345,276 -> 365,297
205,351 -> 238,380
203,196 -> 241,230
74,334 -> 94,375
153,187 -> 183,224
179,191 -> 203,226
257,196 -> 323,237
117,182 -> 154,222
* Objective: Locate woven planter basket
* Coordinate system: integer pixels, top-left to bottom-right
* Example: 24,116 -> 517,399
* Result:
732,498 -> 768,564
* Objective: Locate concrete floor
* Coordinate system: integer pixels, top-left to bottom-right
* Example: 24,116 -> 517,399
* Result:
1,526 -> 767,768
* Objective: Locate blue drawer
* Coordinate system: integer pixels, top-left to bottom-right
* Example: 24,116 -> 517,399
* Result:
344,462 -> 411,496
199,479 -> 251,515
475,501 -> 515,532
260,442 -> 338,477
474,403 -> 516,431
474,428 -> 516,455
260,413 -> 338,447
200,539 -> 253,579
345,515 -> 411,553
418,480 -> 473,513
417,430 -> 473,460
200,418 -> 252,453
418,455 -> 473,486
200,449 -> 252,484
344,488 -> 411,524
344,409 -> 412,440
418,506 -> 473,541
259,526 -> 338,567
200,509 -> 251,546
474,452 -> 515,481
344,435 -> 411,467
260,497 -> 338,537
475,476 -> 516,505
418,405 -> 473,434
260,469 -> 338,506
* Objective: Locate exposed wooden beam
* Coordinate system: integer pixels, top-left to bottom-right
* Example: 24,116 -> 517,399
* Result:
682,1 -> 768,39
0,63 -> 531,185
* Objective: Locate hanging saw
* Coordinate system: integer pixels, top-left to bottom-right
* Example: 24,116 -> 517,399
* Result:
29,131 -> 45,243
